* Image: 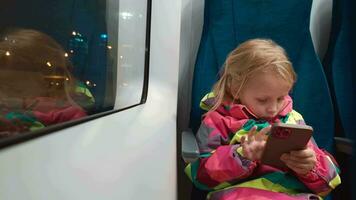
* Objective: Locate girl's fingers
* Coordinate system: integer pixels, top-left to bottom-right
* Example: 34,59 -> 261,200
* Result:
259,125 -> 272,135
255,144 -> 266,158
289,153 -> 316,163
256,130 -> 267,141
251,125 -> 270,141
281,153 -> 315,174
242,145 -> 252,159
290,148 -> 315,158
284,161 -> 313,175
241,126 -> 270,161
250,126 -> 257,132
241,136 -> 246,144
255,131 -> 263,141
247,126 -> 257,143
285,160 -> 312,169
288,149 -> 316,164
289,156 -> 315,165
248,132 -> 255,144
284,162 -> 309,175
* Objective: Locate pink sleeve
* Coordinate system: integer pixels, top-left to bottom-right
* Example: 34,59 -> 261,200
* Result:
196,144 -> 257,188
294,139 -> 341,196
34,106 -> 87,125
193,111 -> 257,188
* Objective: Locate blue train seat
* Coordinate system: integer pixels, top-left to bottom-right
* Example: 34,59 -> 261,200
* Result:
189,0 -> 335,152
184,0 -> 339,199
323,0 -> 356,142
322,0 -> 356,199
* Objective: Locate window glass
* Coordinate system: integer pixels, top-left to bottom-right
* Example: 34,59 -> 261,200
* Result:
114,0 -> 148,108
0,0 -> 149,140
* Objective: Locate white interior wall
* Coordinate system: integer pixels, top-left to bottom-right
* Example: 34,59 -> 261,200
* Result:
0,0 -> 181,199
310,0 -> 333,60
177,1 -> 204,199
177,0 -> 204,131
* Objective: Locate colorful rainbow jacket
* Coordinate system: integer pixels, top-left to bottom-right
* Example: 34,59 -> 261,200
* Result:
185,93 -> 341,200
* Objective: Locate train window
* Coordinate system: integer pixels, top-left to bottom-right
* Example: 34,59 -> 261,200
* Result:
0,0 -> 150,144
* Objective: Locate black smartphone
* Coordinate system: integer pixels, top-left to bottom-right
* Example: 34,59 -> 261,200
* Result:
260,123 -> 313,168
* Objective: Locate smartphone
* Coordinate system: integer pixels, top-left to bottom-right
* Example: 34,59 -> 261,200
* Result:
260,123 -> 313,168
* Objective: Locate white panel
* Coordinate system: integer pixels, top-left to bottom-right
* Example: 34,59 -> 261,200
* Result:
115,0 -> 147,108
177,0 -> 204,131
0,0 -> 181,199
177,1 -> 204,199
310,0 -> 333,60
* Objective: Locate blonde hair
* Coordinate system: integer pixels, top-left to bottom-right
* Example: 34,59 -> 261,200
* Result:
0,29 -> 76,100
211,39 -> 296,111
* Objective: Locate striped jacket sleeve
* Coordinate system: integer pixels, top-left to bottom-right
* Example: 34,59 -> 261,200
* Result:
187,110 -> 258,190
287,111 -> 341,196
294,139 -> 341,196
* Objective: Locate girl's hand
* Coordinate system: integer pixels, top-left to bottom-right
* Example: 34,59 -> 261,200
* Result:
280,147 -> 317,175
241,126 -> 271,161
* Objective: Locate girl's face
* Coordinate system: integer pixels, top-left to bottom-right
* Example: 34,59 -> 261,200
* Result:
0,70 -> 48,98
237,71 -> 291,120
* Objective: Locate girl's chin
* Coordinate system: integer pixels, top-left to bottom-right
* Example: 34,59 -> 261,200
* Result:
261,116 -> 276,121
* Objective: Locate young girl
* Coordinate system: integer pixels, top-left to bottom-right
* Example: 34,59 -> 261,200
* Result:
186,39 -> 341,200
0,29 -> 90,138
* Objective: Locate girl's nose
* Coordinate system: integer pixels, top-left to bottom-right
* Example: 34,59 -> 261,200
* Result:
267,104 -> 278,114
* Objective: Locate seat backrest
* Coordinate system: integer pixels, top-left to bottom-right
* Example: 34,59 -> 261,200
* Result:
323,0 -> 356,140
190,0 -> 335,151
322,1 -> 356,198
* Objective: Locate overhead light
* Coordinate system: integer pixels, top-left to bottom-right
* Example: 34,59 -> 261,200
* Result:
120,12 -> 133,20
46,62 -> 52,67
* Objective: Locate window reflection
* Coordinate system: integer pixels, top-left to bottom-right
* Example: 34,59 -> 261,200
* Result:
0,0 -> 114,112
0,0 -> 116,139
0,29 -> 88,137
0,0 -> 149,141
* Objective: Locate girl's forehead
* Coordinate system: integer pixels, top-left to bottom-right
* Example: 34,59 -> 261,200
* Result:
249,70 -> 288,83
245,71 -> 291,93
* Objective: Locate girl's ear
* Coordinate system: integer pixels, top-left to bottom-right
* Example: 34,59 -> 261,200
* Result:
228,84 -> 240,103
229,78 -> 239,97
232,92 -> 240,104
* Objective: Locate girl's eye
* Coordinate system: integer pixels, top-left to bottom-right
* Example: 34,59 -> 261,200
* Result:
277,97 -> 284,102
257,99 -> 267,103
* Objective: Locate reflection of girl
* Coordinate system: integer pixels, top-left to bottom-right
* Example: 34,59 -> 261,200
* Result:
0,29 -> 88,138
186,39 -> 340,200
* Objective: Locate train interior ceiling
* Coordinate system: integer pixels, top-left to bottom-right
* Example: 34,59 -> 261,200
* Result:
0,0 -> 354,200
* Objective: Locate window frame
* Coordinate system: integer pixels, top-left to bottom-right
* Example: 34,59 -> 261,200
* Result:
0,0 -> 152,149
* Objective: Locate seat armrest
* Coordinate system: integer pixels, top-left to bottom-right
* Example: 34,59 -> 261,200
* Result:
182,130 -> 199,163
334,137 -> 353,155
